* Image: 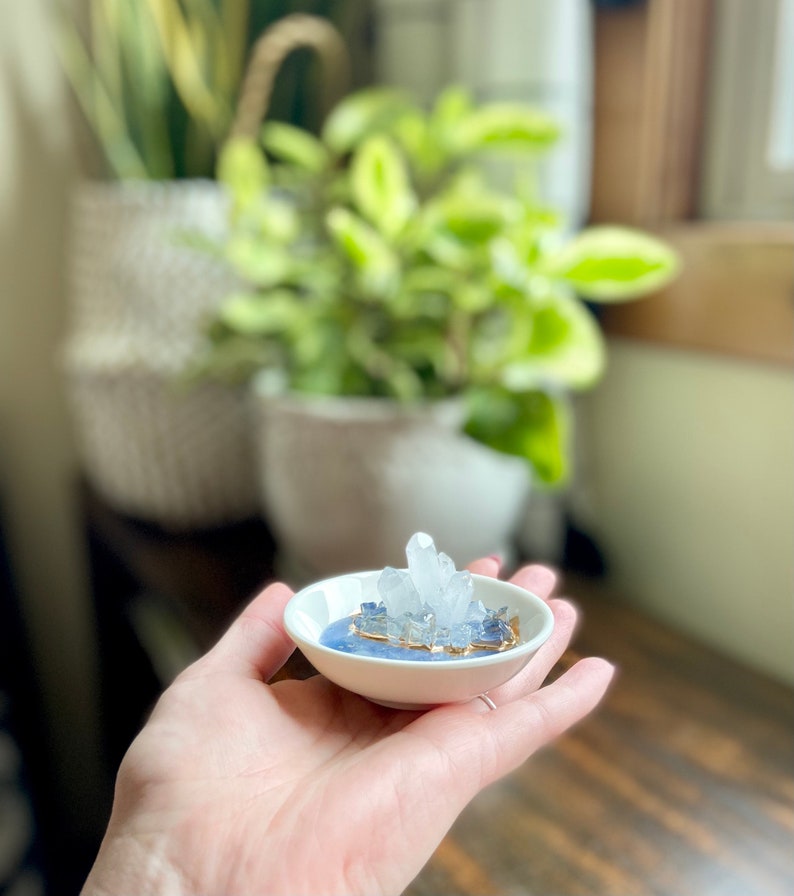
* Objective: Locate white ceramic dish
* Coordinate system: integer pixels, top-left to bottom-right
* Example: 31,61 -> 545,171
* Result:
284,571 -> 555,709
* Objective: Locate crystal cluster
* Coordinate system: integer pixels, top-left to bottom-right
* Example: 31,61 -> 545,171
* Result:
351,533 -> 518,655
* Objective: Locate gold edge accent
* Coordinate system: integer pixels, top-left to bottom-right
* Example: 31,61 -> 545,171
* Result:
351,614 -> 522,657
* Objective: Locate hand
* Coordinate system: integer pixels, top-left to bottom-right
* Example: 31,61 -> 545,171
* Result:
81,560 -> 614,896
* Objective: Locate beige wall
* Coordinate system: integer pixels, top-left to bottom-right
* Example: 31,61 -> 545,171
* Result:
585,339 -> 793,685
0,0 -> 107,834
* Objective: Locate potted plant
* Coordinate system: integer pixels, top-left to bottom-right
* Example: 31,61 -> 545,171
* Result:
194,86 -> 679,573
55,5 -> 352,529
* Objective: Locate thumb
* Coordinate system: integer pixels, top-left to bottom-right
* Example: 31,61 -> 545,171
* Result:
198,581 -> 296,682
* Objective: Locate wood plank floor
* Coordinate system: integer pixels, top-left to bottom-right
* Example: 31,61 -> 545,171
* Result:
405,575 -> 794,896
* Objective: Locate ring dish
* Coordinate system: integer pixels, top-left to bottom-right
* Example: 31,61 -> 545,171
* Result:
284,571 -> 555,710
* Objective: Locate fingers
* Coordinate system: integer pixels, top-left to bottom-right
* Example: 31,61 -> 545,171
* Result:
466,555 -> 502,578
461,562 -> 568,705
509,564 -> 558,600
485,597 -> 579,704
480,562 -> 564,700
465,559 -> 558,601
403,655 -> 615,802
480,656 -> 615,785
476,562 -> 563,702
196,581 -> 296,681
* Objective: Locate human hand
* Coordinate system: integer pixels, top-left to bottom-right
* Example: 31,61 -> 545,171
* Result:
81,560 -> 614,896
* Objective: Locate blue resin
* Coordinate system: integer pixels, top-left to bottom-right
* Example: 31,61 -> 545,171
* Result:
319,615 -> 505,661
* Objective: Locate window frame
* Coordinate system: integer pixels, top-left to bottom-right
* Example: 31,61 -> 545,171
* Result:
591,0 -> 794,367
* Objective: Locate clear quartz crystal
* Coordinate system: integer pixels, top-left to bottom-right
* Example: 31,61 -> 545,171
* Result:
450,622 -> 473,651
378,565 -> 422,617
387,612 -> 411,641
438,551 -> 456,586
405,532 -> 443,601
368,533 -> 515,655
401,532 -> 475,629
466,600 -> 487,624
436,570 -> 473,629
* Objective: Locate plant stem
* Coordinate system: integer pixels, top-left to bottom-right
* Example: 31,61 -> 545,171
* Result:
447,309 -> 471,390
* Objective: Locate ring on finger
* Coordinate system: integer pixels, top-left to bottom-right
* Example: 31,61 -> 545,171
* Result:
477,693 -> 497,711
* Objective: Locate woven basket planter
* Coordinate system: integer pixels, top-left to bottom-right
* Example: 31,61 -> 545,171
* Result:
62,179 -> 259,529
61,16 -> 351,531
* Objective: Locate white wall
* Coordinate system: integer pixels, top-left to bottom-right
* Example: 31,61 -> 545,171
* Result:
0,0 -> 107,837
585,339 -> 793,684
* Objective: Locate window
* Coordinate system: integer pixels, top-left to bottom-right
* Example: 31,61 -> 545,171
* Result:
700,0 -> 794,221
592,0 -> 794,365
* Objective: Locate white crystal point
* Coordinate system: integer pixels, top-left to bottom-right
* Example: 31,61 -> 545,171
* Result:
378,566 -> 422,617
406,532 -> 443,602
447,569 -> 474,622
430,569 -> 473,628
465,600 -> 487,624
352,534 -> 519,655
438,552 -> 455,589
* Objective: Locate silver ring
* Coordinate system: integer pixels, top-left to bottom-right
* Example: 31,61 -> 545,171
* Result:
478,693 -> 497,711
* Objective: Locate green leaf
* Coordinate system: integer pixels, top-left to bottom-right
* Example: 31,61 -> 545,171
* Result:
430,85 -> 473,136
350,136 -> 416,239
392,268 -> 454,319
187,334 -> 278,386
346,324 -> 423,400
453,283 -> 493,313
465,387 -> 570,485
402,266 -> 458,295
217,137 -> 269,209
218,290 -> 302,335
389,108 -> 426,157
257,196 -> 301,243
436,192 -> 517,243
54,8 -> 151,178
325,207 -> 394,268
292,318 -> 344,367
421,230 -> 473,271
225,234 -> 290,286
489,238 -> 530,291
216,137 -> 270,203
455,103 -> 560,155
543,226 -> 681,301
260,121 -> 330,174
387,323 -> 452,372
423,86 -> 473,168
321,87 -> 413,155
291,364 -> 346,397
384,368 -> 424,401
325,207 -> 398,297
501,292 -> 606,390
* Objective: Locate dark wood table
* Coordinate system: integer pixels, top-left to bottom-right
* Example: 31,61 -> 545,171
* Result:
82,489 -> 793,896
408,576 -> 794,896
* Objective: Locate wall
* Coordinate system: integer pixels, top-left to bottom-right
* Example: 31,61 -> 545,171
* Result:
0,0 -> 107,842
585,339 -> 793,685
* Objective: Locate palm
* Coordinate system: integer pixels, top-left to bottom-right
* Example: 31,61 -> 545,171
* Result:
84,566 -> 613,896
124,670 -> 467,894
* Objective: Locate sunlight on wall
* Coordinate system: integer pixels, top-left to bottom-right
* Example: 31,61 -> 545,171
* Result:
586,340 -> 793,684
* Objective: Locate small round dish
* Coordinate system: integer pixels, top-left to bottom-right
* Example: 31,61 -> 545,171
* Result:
284,571 -> 555,709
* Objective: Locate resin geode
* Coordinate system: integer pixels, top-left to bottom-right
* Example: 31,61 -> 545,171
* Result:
319,533 -> 519,661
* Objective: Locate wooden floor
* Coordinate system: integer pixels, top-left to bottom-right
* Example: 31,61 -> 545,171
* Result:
405,575 -> 794,896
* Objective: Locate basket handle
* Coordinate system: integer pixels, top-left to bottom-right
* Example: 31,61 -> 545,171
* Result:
229,13 -> 351,141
